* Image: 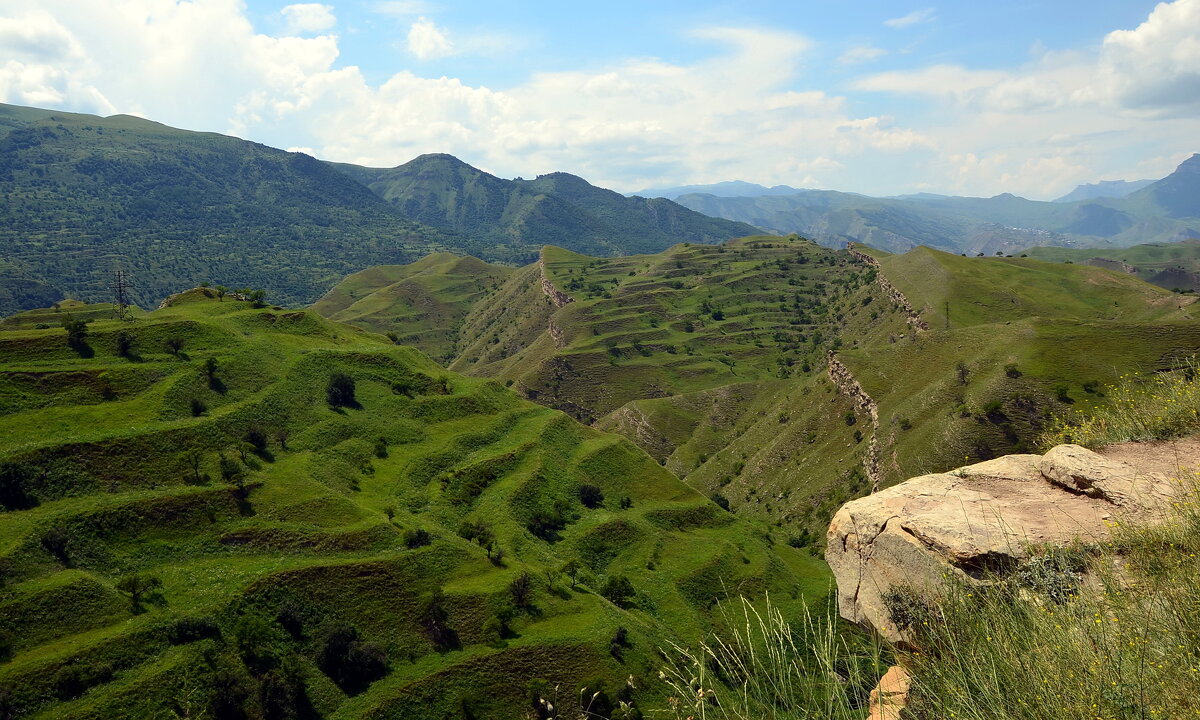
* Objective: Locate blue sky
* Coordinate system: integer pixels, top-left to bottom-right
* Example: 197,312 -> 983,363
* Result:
1,0 -> 1197,198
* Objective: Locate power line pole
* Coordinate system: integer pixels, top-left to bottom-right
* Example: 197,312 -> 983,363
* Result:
112,268 -> 134,321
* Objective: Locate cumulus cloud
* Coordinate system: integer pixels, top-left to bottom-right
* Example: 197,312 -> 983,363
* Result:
0,0 -> 1192,199
884,8 -> 935,29
1094,0 -> 1200,112
406,16 -> 453,60
279,3 -> 336,35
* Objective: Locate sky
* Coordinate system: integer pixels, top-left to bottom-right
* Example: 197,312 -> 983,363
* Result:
0,1 -> 1197,199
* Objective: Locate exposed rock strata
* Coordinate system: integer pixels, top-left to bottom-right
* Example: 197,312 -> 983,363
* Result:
537,252 -> 574,308
828,353 -> 882,491
847,243 -> 929,330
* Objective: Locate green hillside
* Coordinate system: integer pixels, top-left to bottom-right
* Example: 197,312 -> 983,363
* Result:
0,103 -> 457,316
1024,239 -> 1200,291
330,154 -> 759,257
0,291 -> 823,719
316,240 -> 1200,539
310,254 -> 515,362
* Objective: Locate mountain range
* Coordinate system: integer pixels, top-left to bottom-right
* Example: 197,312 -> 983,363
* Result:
669,155 -> 1200,256
0,103 -> 752,316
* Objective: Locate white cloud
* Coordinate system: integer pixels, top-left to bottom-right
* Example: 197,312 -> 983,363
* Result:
0,0 -> 1192,199
884,8 -> 935,29
1093,0 -> 1200,112
838,45 -> 886,65
406,16 -> 453,60
280,3 -> 336,35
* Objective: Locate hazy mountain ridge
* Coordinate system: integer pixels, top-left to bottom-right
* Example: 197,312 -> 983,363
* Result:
631,180 -> 806,200
1053,178 -> 1155,203
673,156 -> 1200,255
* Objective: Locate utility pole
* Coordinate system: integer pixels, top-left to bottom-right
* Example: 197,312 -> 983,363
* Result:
112,267 -> 135,321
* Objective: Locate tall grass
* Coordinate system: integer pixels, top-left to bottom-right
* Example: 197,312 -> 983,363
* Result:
1041,360 -> 1200,448
657,595 -> 887,720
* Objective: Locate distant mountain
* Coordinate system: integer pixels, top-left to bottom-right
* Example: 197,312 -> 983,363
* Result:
631,180 -> 806,200
1053,178 -> 1155,203
332,154 -> 757,257
673,155 -> 1200,256
1119,153 -> 1200,219
0,102 -> 756,315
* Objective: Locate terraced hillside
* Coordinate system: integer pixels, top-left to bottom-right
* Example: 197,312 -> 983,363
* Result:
317,239 -> 1200,540
0,292 -> 824,719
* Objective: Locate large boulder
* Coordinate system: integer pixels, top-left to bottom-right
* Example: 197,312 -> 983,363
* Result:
826,444 -> 1176,643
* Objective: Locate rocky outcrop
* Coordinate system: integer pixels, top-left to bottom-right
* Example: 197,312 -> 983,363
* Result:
867,665 -> 911,720
847,243 -> 929,331
537,253 -> 574,308
827,444 -> 1178,644
828,353 -> 882,492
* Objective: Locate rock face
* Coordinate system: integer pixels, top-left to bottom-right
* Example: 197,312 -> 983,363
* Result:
826,444 -> 1177,643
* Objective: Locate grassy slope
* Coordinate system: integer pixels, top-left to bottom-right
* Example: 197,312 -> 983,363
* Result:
316,240 -> 1200,543
310,254 -> 514,362
0,292 -> 823,719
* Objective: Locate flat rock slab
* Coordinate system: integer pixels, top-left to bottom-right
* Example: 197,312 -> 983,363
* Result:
827,443 -> 1179,643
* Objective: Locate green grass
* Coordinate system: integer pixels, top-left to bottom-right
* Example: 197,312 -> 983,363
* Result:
0,291 -> 822,719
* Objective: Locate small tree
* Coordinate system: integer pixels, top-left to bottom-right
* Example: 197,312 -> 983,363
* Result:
327,373 -> 356,407
274,428 -> 290,450
509,572 -> 535,609
562,559 -> 582,589
184,448 -> 204,485
165,336 -> 184,356
215,285 -> 228,301
600,575 -> 636,608
956,361 -> 971,386
248,289 -> 267,308
190,398 -> 207,417
116,573 -> 163,613
203,357 -> 218,379
62,315 -> 88,350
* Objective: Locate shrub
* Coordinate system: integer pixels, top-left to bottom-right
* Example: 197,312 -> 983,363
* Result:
327,373 -> 356,407
1004,363 -> 1022,378
578,483 -> 604,509
404,528 -> 431,549
189,397 -> 207,417
114,330 -> 134,357
0,460 -> 37,511
317,623 -> 388,692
